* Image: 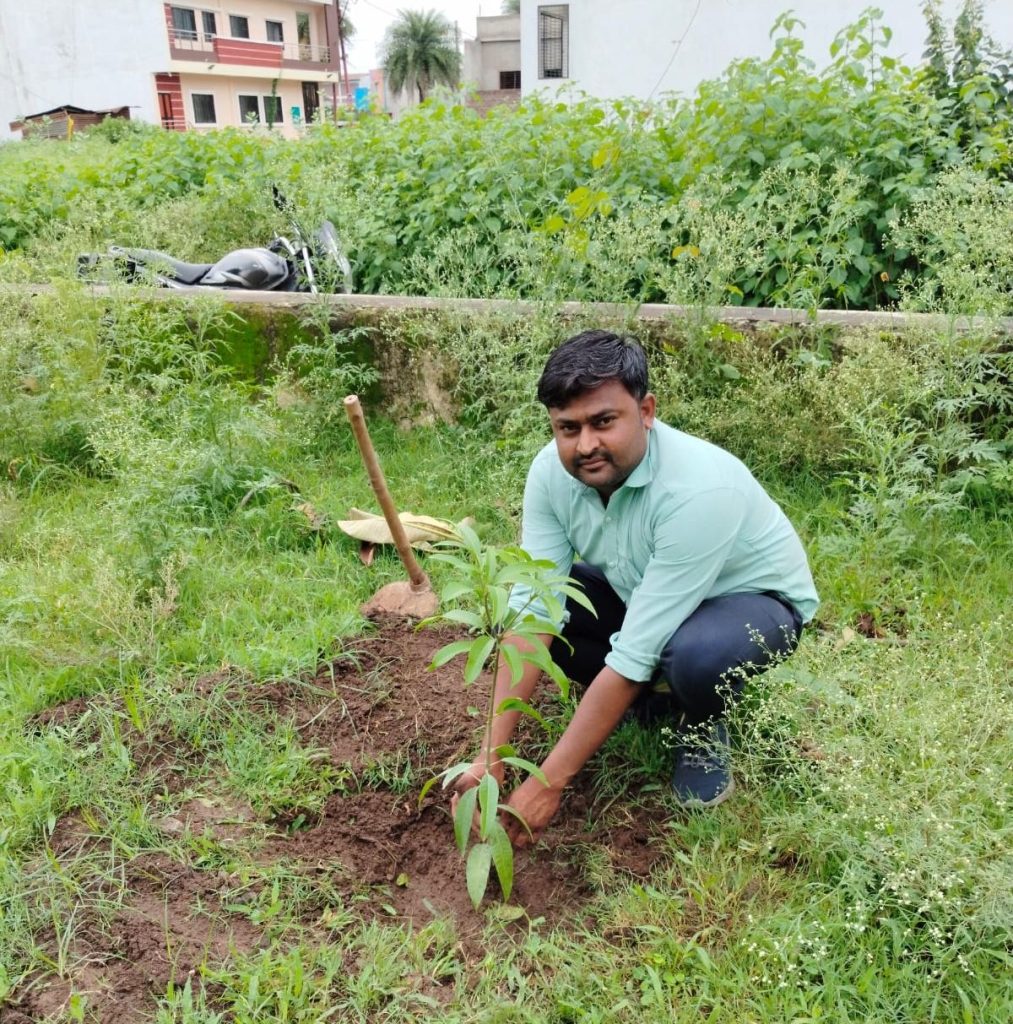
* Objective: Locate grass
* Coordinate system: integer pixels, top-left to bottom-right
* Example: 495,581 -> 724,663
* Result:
1,292 -> 1011,1022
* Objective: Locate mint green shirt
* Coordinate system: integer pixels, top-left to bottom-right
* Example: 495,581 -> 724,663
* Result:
509,421 -> 819,682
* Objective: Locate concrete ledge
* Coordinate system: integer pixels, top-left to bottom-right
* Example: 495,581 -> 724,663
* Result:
7,283 -> 1012,333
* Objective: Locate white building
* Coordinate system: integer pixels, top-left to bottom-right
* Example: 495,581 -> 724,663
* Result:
1,0 -> 350,141
520,1 -> 1013,103
1,2 -> 167,137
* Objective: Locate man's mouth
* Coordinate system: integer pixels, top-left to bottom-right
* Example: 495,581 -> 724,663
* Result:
577,454 -> 611,471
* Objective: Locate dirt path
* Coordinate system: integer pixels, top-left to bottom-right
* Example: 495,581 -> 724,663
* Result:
8,618 -> 668,1022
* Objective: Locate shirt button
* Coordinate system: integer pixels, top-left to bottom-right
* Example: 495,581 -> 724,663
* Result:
608,559 -> 617,568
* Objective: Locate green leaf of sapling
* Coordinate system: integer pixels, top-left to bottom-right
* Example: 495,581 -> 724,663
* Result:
499,642 -> 525,686
495,697 -> 546,728
439,608 -> 485,630
493,563 -> 542,587
488,585 -> 509,626
540,593 -> 564,622
427,551 -> 470,573
501,756 -> 549,786
454,786 -> 478,855
498,802 -> 533,838
429,639 -> 473,669
464,635 -> 495,684
453,521 -> 482,555
558,583 -> 597,615
439,581 -> 473,603
440,762 -> 478,789
489,821 -> 514,902
466,842 -> 493,908
478,772 -> 499,839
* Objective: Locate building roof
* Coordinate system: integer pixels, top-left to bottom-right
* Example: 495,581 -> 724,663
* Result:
9,104 -> 131,134
17,104 -> 130,121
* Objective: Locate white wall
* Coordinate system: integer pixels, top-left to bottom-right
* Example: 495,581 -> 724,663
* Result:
520,0 -> 1013,102
0,1 -> 170,139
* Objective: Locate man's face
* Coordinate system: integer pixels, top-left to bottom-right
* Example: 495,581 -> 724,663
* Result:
548,379 -> 656,498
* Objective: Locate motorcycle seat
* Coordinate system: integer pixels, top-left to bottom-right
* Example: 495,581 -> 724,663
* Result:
108,246 -> 214,285
157,258 -> 216,285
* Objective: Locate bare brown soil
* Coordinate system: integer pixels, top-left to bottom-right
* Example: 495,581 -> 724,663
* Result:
7,617 -> 668,1023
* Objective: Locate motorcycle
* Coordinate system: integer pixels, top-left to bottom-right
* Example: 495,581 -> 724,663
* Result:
77,192 -> 353,295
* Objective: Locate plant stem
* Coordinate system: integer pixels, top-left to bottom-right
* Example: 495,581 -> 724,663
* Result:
483,644 -> 503,776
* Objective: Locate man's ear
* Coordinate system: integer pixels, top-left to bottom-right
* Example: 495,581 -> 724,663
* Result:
641,393 -> 657,429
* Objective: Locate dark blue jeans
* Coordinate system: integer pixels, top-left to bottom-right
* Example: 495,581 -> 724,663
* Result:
549,563 -> 803,725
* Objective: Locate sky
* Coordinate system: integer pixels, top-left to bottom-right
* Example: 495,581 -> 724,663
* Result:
342,1 -> 498,72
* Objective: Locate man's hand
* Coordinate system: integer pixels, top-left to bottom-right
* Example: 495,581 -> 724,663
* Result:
499,666 -> 642,847
502,775 -> 564,849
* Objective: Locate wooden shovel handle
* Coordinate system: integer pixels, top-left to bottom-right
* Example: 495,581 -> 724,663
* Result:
343,395 -> 430,591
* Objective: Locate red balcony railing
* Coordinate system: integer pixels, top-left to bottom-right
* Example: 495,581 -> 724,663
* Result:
167,29 -> 333,68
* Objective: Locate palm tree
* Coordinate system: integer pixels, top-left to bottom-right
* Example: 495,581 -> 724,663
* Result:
337,1 -> 356,48
381,9 -> 461,104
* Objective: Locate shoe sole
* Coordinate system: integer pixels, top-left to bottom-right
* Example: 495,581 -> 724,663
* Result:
673,776 -> 735,810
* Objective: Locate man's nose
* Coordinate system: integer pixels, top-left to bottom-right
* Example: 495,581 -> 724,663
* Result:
576,425 -> 600,453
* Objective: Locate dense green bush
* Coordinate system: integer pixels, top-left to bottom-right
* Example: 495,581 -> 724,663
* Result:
3,6 -> 1013,312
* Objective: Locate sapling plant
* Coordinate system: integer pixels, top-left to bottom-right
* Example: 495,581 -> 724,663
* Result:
419,523 -> 593,909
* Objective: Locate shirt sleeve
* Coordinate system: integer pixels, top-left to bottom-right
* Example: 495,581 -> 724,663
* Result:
507,458 -> 574,627
605,487 -> 746,682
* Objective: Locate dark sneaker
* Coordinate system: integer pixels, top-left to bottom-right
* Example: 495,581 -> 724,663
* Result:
671,720 -> 735,808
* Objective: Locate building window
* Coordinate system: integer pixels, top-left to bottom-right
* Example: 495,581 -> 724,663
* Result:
201,11 -> 217,39
170,7 -> 197,41
238,95 -> 260,123
192,93 -> 216,124
302,81 -> 320,123
264,95 -> 283,125
538,5 -> 569,79
500,70 -> 521,89
229,14 -> 250,39
296,11 -> 313,57
266,20 -> 284,43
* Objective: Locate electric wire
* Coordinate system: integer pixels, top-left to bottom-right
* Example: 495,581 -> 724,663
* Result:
647,0 -> 704,100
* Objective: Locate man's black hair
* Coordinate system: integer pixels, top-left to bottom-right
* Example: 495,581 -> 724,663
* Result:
537,330 -> 649,408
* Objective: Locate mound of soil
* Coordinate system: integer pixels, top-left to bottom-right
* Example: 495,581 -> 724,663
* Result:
8,616 -> 669,1022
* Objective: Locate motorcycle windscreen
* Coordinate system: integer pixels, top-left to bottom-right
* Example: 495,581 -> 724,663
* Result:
314,222 -> 353,293
201,248 -> 290,289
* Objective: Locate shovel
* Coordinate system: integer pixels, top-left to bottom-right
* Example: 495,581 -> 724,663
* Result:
343,395 -> 439,619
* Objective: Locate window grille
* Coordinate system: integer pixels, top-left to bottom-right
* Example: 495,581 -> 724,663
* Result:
201,11 -> 216,39
538,5 -> 568,79
229,15 -> 250,39
500,70 -> 521,89
238,95 -> 260,123
192,93 -> 216,124
264,95 -> 283,125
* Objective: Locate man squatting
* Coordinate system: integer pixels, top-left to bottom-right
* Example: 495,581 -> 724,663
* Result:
454,330 -> 819,848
